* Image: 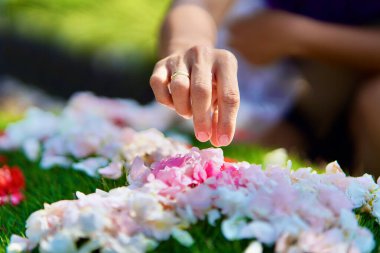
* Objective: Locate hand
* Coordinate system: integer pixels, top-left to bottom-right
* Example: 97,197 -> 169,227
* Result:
229,10 -> 305,65
150,46 -> 240,146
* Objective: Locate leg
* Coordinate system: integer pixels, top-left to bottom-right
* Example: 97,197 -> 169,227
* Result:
257,60 -> 361,164
350,74 -> 380,177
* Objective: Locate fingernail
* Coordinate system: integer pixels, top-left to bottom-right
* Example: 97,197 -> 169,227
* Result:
197,132 -> 209,142
218,135 -> 230,146
180,114 -> 192,120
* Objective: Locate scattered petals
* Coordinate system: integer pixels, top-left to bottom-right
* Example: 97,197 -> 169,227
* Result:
98,161 -> 123,179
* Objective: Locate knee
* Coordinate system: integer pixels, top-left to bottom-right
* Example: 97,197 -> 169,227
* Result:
353,74 -> 380,122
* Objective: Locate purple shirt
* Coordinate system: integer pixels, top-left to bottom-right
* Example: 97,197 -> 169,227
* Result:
267,0 -> 380,25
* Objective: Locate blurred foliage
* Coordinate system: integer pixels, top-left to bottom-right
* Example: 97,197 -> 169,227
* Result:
0,0 -> 171,60
0,112 -> 22,130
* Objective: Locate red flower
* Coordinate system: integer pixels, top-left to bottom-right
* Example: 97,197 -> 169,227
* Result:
0,165 -> 25,205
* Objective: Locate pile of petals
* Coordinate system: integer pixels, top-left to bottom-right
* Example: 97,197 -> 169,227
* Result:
8,148 -> 380,253
0,92 -> 188,179
0,162 -> 25,206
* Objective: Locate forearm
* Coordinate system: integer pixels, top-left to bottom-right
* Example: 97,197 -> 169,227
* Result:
299,20 -> 380,71
159,2 -> 217,57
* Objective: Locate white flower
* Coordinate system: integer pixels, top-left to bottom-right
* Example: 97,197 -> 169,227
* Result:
22,138 -> 40,161
340,209 -> 358,232
5,108 -> 58,147
207,209 -> 221,226
221,216 -> 247,240
244,241 -> 263,253
325,161 -> 343,174
40,155 -> 72,169
72,157 -> 109,177
371,193 -> 380,222
98,161 -> 123,179
263,148 -> 288,168
171,227 -> 194,247
352,228 -> 375,253
128,157 -> 151,186
7,235 -> 33,253
346,181 -> 368,208
25,210 -> 50,244
39,231 -> 76,253
240,221 -> 276,244
214,187 -> 250,217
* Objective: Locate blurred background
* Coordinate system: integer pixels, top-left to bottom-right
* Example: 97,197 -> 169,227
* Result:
0,0 -> 171,104
0,0 -> 362,170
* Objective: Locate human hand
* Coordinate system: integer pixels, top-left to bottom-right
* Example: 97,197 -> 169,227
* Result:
229,10 -> 304,65
150,46 -> 239,146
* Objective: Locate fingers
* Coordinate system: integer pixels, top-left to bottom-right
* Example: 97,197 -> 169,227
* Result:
150,62 -> 173,108
189,47 -> 213,142
210,108 -> 219,146
150,47 -> 239,147
214,50 -> 240,146
168,58 -> 192,118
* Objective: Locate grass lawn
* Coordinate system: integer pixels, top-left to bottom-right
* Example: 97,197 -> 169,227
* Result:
1,0 -> 171,59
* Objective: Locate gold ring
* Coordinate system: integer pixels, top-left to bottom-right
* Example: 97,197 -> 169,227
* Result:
171,71 -> 190,79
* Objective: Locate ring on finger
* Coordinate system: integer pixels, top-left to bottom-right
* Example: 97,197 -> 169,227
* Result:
171,71 -> 190,79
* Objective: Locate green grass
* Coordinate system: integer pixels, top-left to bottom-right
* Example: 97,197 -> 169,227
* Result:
1,0 -> 171,60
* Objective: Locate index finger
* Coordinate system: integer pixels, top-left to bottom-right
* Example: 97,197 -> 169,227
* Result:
214,50 -> 239,146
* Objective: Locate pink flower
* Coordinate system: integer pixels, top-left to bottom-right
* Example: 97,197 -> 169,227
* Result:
150,148 -> 224,191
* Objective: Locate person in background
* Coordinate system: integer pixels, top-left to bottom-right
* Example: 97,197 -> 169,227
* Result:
150,0 -> 380,176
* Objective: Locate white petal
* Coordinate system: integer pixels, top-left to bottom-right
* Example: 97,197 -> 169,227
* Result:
98,161 -> 123,179
326,161 -> 343,174
171,227 -> 194,247
72,157 -> 109,177
263,148 -> 288,168
244,241 -> 263,253
39,231 -> 76,253
23,138 -> 40,161
40,155 -> 72,169
207,209 -> 221,226
7,235 -> 33,253
221,216 -> 247,240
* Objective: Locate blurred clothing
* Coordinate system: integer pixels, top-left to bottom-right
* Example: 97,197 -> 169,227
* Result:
267,0 -> 380,25
217,0 -> 300,137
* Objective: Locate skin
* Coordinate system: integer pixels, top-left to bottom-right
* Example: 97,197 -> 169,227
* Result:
150,0 -> 380,172
150,0 -> 239,147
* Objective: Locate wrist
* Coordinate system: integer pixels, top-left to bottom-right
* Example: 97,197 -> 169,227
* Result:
288,16 -> 320,58
166,38 -> 214,56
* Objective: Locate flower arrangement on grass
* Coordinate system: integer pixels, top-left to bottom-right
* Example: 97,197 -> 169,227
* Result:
7,148 -> 380,253
0,93 -> 188,179
3,93 -> 380,253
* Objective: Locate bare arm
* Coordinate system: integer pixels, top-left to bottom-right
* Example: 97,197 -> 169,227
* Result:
151,0 -> 239,147
300,21 -> 380,72
229,10 -> 380,72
